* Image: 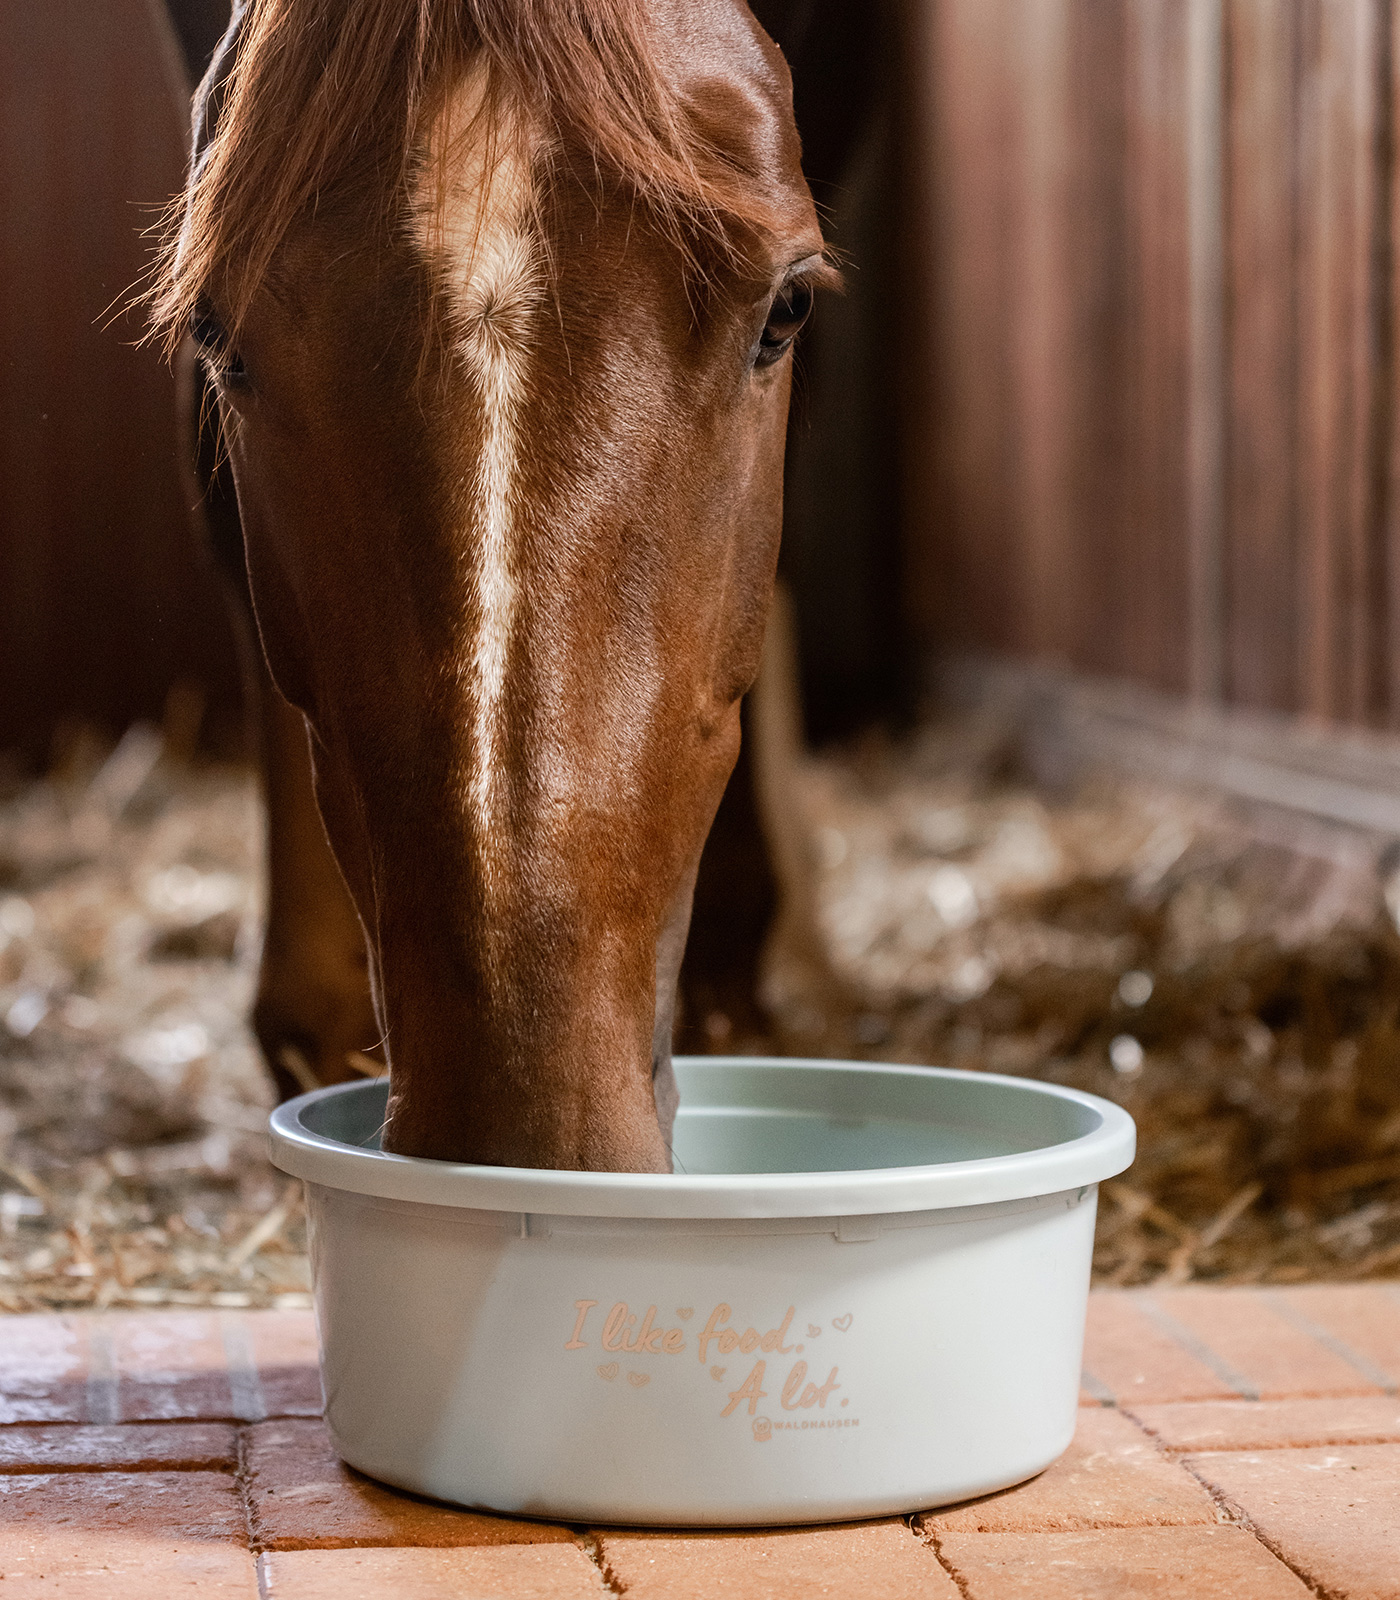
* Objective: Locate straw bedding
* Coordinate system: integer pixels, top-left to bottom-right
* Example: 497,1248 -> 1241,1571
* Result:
0,728 -> 302,1313
1,712 -> 1396,1310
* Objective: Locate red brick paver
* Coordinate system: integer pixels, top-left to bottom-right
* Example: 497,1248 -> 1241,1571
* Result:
0,1309 -> 322,1426
0,1284 -> 1396,1596
102,1311 -> 236,1422
1129,1395 -> 1400,1452
0,1469 -> 257,1596
1081,1293 -> 1240,1404
916,1407 -> 1216,1533
1149,1287 -> 1388,1398
1274,1284 -> 1400,1390
0,1421 -> 237,1473
247,1418 -> 577,1550
597,1522 -> 958,1598
1186,1443 -> 1400,1600
0,1314 -> 89,1423
260,1545 -> 609,1599
239,1309 -> 324,1418
931,1525 -> 1313,1599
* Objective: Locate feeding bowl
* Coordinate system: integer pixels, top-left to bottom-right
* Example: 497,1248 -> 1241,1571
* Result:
269,1056 -> 1135,1526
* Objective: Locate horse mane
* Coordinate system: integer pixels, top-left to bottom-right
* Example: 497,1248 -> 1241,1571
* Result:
149,0 -> 787,352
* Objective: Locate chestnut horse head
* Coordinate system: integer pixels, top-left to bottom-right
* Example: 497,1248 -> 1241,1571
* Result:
153,0 -> 827,1172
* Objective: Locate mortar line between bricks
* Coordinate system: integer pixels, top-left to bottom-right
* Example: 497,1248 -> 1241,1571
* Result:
1137,1295 -> 1260,1399
1118,1404 -> 1201,1454
576,1530 -> 625,1595
909,1519 -> 971,1600
1108,1404 -> 1179,1458
233,1422 -> 264,1558
256,1551 -> 272,1600
1176,1453 -> 1329,1599
1263,1292 -> 1398,1395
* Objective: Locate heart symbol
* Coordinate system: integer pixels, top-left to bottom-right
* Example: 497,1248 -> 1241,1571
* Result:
710,1366 -> 726,1381
676,1307 -> 694,1320
597,1363 -> 618,1381
807,1324 -> 821,1338
832,1314 -> 853,1332
627,1371 -> 650,1388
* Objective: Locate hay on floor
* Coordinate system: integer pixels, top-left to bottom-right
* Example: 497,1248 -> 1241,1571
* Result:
2,708 -> 1398,1307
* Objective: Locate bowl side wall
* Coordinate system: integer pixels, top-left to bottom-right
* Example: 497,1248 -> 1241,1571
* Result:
309,1183 -> 1097,1524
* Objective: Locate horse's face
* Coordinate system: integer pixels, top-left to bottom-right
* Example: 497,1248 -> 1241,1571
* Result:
201,0 -> 821,1169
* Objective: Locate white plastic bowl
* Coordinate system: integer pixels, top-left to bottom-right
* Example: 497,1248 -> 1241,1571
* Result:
270,1057 -> 1134,1525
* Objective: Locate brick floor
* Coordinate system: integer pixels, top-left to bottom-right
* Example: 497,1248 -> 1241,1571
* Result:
1185,1443 -> 1400,1600
1079,1293 -> 1241,1404
930,1526 -> 1314,1599
0,1284 -> 1393,1597
260,1545 -> 609,1599
0,1421 -> 237,1473
0,1469 -> 258,1596
1128,1395 -> 1400,1452
246,1418 -> 577,1550
596,1522 -> 958,1598
915,1407 -> 1218,1533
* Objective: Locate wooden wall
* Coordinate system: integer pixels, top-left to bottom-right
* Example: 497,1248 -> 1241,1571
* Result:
0,0 -> 242,763
13,0 -> 1398,755
905,0 -> 1400,729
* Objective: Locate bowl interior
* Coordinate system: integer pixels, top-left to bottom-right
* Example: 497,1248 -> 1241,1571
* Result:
299,1060 -> 1104,1176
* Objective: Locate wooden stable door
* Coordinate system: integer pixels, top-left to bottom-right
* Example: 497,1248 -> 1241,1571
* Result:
904,0 -> 1400,731
0,0 -> 242,761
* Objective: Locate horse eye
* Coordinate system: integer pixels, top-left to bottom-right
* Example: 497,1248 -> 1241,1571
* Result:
190,303 -> 248,386
755,278 -> 814,368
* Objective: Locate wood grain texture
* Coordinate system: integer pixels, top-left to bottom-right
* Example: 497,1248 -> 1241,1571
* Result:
915,0 -> 1030,659
0,0 -> 242,761
1294,0 -> 1386,725
1225,0 -> 1300,712
909,0 -> 1400,730
1126,0 -> 1192,695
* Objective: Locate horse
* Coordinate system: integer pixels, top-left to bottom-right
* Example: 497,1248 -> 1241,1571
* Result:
152,0 -> 831,1171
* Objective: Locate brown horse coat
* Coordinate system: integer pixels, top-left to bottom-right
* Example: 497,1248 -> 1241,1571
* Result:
155,0 -> 828,1171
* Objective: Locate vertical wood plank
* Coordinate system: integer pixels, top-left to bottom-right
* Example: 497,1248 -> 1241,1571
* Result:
1360,0 -> 1391,724
899,0 -> 1400,731
1384,0 -> 1400,728
1294,0 -> 1385,723
1187,0 -> 1227,699
912,0 -> 1033,657
1224,0 -> 1300,712
1056,0 -> 1132,678
1013,0 -> 1075,667
0,0 -> 242,759
1121,0 -> 1192,695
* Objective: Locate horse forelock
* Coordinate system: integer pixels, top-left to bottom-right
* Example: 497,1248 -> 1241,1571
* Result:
148,0 -> 792,353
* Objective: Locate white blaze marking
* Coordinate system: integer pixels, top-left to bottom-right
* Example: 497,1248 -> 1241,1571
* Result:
413,66 -> 542,864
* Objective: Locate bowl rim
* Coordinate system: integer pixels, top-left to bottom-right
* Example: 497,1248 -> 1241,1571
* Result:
269,1056 -> 1136,1219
